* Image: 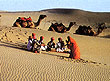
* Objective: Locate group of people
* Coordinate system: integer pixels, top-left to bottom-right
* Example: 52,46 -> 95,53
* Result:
27,33 -> 66,52
27,33 -> 80,59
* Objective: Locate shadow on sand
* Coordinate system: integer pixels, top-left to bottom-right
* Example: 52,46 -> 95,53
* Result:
0,40 -> 69,58
0,41 -> 27,51
0,40 -> 106,65
42,52 -> 69,58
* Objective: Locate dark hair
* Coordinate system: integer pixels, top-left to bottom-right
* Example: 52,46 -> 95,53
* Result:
28,36 -> 32,40
58,38 -> 62,41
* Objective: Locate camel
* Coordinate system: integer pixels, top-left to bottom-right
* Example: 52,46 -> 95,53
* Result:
13,15 -> 47,28
48,22 -> 76,33
75,23 -> 107,36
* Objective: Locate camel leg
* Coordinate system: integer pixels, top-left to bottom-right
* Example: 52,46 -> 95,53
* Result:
28,22 -> 35,28
13,22 -> 21,27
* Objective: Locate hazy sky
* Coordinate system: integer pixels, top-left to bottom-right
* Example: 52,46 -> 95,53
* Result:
0,0 -> 110,12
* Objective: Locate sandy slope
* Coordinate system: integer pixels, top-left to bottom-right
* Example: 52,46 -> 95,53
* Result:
0,9 -> 110,81
1,44 -> 109,81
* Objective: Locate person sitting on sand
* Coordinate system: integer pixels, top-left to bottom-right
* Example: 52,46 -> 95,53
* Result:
27,36 -> 33,51
48,22 -> 76,33
38,36 -> 47,51
46,37 -> 55,51
66,36 -> 80,59
31,33 -> 37,48
30,33 -> 41,53
56,37 -> 66,52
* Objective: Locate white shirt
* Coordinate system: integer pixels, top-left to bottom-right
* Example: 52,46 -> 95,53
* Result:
38,40 -> 43,45
56,42 -> 61,48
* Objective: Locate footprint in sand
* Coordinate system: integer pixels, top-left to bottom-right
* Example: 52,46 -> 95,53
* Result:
57,57 -> 107,66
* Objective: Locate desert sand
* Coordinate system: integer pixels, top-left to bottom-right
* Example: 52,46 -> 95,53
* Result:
0,9 -> 110,81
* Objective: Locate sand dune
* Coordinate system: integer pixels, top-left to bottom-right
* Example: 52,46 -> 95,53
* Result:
0,9 -> 110,81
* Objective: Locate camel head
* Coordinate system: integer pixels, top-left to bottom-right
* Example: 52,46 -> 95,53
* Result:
39,15 -> 47,20
69,22 -> 76,27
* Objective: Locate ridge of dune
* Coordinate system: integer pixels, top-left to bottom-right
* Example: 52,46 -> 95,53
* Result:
41,8 -> 110,25
0,8 -> 110,28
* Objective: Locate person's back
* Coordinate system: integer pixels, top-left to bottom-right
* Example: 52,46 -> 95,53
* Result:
31,39 -> 41,53
27,36 -> 33,51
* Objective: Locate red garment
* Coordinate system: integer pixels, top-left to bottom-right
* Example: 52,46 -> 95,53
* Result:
32,33 -> 36,39
33,36 -> 36,39
32,33 -> 36,36
41,36 -> 44,39
51,37 -> 55,40
20,17 -> 26,21
68,36 -> 80,59
26,17 -> 32,21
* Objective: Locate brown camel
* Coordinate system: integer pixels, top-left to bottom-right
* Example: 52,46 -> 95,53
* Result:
13,15 -> 47,28
48,22 -> 76,33
75,23 -> 107,36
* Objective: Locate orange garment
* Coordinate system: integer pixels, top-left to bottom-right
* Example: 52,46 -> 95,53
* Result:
68,36 -> 80,59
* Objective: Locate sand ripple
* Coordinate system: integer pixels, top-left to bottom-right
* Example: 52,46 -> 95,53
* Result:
1,45 -> 110,81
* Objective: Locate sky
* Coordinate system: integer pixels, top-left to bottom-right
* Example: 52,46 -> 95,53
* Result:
0,0 -> 110,12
